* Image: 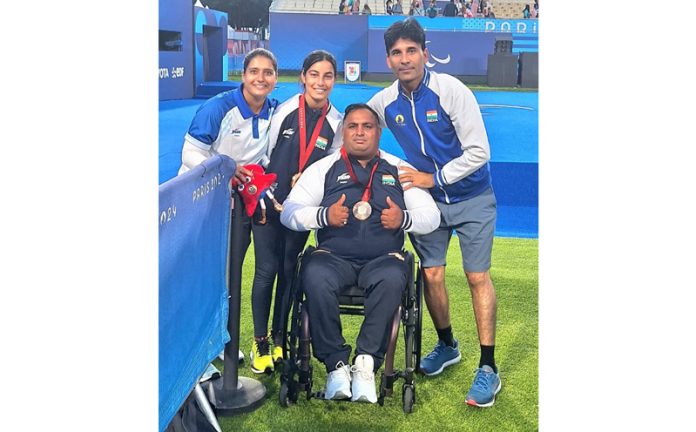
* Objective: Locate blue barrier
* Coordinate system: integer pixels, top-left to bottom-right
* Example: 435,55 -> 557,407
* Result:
159,155 -> 236,431
368,15 -> 539,34
269,12 -> 538,74
269,13 -> 369,72
367,28 -> 497,75
159,0 -> 195,100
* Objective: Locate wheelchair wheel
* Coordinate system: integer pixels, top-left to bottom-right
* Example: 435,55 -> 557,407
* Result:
304,364 -> 314,401
279,379 -> 291,407
402,383 -> 415,414
279,364 -> 299,407
414,264 -> 424,373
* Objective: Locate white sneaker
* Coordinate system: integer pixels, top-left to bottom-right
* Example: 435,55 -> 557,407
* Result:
351,354 -> 377,403
216,350 -> 245,362
325,361 -> 352,400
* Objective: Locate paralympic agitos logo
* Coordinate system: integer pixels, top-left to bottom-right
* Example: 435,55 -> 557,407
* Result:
425,41 -> 450,69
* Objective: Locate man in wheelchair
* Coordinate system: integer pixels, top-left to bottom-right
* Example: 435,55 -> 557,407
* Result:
280,103 -> 440,403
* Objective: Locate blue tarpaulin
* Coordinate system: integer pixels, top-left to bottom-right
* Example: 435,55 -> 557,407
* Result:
158,155 -> 236,432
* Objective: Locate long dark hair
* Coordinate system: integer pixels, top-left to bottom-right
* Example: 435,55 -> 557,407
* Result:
243,48 -> 278,73
301,50 -> 337,77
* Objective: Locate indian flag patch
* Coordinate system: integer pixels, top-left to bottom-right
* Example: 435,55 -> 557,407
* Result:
315,136 -> 328,150
426,110 -> 438,122
382,174 -> 396,186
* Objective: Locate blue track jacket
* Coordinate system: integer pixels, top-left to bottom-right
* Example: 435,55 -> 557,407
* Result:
368,69 -> 492,204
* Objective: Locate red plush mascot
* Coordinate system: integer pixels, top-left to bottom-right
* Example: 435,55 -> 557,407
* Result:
231,164 -> 282,223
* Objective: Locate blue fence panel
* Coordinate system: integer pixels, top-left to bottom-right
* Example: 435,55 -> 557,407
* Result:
269,13 -> 538,74
368,15 -> 539,35
367,28 -> 497,75
158,155 -> 235,431
269,13 -> 369,71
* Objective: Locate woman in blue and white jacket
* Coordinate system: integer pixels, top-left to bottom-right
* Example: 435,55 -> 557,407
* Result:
178,48 -> 279,366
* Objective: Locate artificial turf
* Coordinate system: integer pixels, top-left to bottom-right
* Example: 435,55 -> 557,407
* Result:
212,236 -> 538,432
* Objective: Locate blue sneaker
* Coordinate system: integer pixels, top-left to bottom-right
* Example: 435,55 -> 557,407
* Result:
419,339 -> 461,376
465,365 -> 501,407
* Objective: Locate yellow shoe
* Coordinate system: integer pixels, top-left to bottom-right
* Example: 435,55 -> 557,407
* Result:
250,338 -> 274,374
272,345 -> 283,363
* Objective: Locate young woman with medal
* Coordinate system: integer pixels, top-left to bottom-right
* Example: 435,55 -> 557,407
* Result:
246,50 -> 344,374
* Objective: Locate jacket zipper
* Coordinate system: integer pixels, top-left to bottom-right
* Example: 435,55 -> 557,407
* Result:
407,94 -> 450,204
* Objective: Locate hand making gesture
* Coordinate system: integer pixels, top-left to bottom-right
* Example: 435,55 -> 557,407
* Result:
381,196 -> 404,230
327,193 -> 350,227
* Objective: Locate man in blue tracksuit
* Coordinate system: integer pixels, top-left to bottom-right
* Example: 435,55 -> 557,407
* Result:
368,18 -> 501,407
281,104 -> 440,403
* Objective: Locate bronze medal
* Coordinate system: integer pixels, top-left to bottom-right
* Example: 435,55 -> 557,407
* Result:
340,147 -> 381,223
352,201 -> 372,221
290,172 -> 301,188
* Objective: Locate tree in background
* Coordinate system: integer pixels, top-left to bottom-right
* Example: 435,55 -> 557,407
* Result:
200,0 -> 273,30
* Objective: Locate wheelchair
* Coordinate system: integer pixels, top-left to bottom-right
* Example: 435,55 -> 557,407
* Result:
278,246 -> 424,413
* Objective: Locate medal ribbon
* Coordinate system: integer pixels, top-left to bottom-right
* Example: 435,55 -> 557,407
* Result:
340,147 -> 380,202
298,94 -> 329,174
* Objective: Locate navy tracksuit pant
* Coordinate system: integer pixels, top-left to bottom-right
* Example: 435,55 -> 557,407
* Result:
300,249 -> 408,373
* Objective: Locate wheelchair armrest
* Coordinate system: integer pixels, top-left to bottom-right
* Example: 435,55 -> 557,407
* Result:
402,249 -> 415,269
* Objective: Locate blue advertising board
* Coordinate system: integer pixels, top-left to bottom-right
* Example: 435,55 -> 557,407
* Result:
269,13 -> 538,75
269,13 -> 369,72
368,28 -> 498,75
159,0 -> 195,100
368,15 -> 539,34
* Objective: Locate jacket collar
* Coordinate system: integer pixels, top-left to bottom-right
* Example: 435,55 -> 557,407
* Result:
399,67 -> 430,100
234,84 -> 273,120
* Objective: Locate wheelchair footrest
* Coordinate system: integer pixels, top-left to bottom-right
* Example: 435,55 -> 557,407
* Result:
379,370 -> 401,398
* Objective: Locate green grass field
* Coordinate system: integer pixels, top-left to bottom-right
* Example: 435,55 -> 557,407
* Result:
212,236 -> 538,432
